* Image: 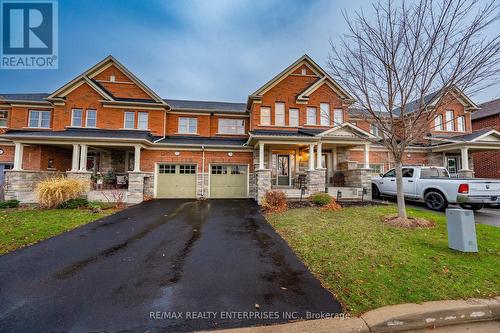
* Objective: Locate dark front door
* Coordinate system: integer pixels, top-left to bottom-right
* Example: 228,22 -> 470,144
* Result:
277,155 -> 290,186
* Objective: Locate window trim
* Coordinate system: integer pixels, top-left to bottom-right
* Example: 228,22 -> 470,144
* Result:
289,108 -> 299,127
333,109 -> 343,126
178,117 -> 198,134
0,110 -> 8,128
445,110 -> 454,131
260,106 -> 271,126
218,118 -> 245,135
28,110 -> 51,128
434,114 -> 443,131
306,107 -> 317,125
320,103 -> 330,126
71,108 -> 83,127
137,111 -> 149,130
85,109 -> 97,128
274,102 -> 285,126
457,115 -> 465,132
124,111 -> 135,129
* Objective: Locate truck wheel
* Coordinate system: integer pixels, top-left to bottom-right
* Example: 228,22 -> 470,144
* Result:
424,191 -> 448,211
458,203 -> 483,211
372,184 -> 381,199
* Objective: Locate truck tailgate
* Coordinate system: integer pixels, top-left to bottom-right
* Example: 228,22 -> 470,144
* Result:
469,181 -> 500,195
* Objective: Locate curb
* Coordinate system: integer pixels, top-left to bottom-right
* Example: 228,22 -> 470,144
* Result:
203,297 -> 500,333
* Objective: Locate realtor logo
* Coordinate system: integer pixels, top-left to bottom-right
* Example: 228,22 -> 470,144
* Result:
1,0 -> 58,69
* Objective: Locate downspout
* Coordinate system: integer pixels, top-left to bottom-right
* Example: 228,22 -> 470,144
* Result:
153,109 -> 167,143
201,145 -> 205,198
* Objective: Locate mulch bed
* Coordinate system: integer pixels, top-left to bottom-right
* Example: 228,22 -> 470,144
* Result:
384,215 -> 435,228
287,199 -> 384,209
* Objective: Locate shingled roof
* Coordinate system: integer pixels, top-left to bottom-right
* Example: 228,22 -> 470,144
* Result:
472,98 -> 500,120
164,99 -> 247,113
0,93 -> 50,102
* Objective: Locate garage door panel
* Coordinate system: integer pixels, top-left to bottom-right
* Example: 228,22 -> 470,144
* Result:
210,165 -> 248,198
157,164 -> 197,198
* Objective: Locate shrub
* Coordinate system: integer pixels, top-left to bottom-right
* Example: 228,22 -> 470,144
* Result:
36,177 -> 87,209
312,193 -> 332,206
57,198 -> 89,209
0,199 -> 20,209
262,190 -> 287,213
88,203 -> 103,214
321,199 -> 343,212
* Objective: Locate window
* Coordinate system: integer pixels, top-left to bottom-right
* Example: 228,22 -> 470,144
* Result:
86,109 -> 97,127
275,102 -> 285,126
306,107 -> 317,125
124,111 -> 135,129
289,108 -> 299,127
218,118 -> 245,134
383,169 -> 396,177
259,106 -> 271,126
320,103 -> 330,126
357,163 -> 384,174
434,114 -> 443,131
159,164 -> 176,174
230,165 -> 245,174
178,117 -> 197,134
457,116 -> 465,132
28,110 -> 51,128
421,168 -> 450,178
179,164 -> 196,174
0,110 -> 8,127
71,109 -> 83,127
211,165 -> 228,174
402,168 -> 414,178
333,109 -> 343,125
370,124 -> 379,136
301,68 -> 307,75
445,110 -> 454,131
138,112 -> 148,130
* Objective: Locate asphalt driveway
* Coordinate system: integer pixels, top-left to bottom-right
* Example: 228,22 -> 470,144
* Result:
0,200 -> 341,332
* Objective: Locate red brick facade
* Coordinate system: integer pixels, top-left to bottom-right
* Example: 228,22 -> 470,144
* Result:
472,113 -> 500,179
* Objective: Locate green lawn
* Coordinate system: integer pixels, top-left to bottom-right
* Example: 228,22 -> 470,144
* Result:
266,205 -> 500,315
0,208 -> 114,254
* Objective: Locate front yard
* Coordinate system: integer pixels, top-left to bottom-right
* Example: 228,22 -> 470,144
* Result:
266,205 -> 500,315
0,208 -> 114,254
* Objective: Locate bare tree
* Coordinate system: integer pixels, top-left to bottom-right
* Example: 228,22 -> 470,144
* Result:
327,0 -> 500,221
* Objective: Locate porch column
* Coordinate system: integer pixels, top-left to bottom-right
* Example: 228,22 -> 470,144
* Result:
13,142 -> 24,171
460,147 -> 469,170
71,144 -> 80,172
133,145 -> 141,172
79,144 -> 88,171
364,143 -> 370,169
308,143 -> 315,171
259,143 -> 265,170
316,142 -> 323,168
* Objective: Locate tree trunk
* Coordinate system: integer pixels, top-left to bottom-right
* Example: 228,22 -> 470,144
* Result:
394,161 -> 407,219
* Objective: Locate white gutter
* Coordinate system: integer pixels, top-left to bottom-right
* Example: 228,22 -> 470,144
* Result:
201,145 -> 205,198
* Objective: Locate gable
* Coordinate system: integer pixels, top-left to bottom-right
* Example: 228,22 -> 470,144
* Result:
305,80 -> 346,103
322,127 -> 359,138
91,64 -> 153,100
64,81 -> 105,106
318,122 -> 375,139
291,64 -> 318,76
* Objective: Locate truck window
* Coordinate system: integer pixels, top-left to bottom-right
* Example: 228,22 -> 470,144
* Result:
421,168 -> 450,178
383,169 -> 396,177
402,168 -> 414,178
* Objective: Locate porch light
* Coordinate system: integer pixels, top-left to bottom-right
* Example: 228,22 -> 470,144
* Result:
228,152 -> 233,157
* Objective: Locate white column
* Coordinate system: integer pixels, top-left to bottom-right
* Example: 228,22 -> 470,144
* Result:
133,145 -> 141,172
71,144 -> 80,172
13,142 -> 24,171
316,142 -> 323,168
332,147 -> 337,171
460,147 -> 469,170
79,144 -> 88,171
364,144 -> 370,169
259,143 -> 265,170
308,143 -> 315,171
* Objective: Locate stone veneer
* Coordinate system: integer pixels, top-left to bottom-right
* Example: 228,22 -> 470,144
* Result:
344,168 -> 372,200
255,169 -> 271,204
127,172 -> 152,204
66,171 -> 92,191
4,170 -> 64,203
306,169 -> 326,194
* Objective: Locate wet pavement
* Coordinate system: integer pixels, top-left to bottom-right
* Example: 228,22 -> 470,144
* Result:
0,200 -> 341,332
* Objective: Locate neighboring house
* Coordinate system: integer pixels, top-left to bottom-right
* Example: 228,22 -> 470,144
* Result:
471,98 -> 500,179
1,54 -> 499,204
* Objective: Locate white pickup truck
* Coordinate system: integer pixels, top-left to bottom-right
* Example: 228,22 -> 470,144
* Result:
371,166 -> 500,211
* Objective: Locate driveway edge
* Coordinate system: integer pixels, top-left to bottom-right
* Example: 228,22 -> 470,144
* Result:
203,297 -> 500,333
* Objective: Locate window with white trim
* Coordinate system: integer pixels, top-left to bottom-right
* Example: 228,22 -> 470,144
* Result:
124,111 -> 135,129
445,110 -> 454,131
370,124 -> 379,136
178,117 -> 197,134
71,109 -> 83,127
306,107 -> 317,125
333,109 -> 343,125
357,163 -> 384,174
218,118 -> 245,134
260,107 -> 271,125
28,110 -> 51,128
289,108 -> 299,127
86,109 -> 97,127
434,114 -> 443,131
0,110 -> 8,127
457,116 -> 465,132
320,103 -> 330,126
275,102 -> 285,126
138,112 -> 148,130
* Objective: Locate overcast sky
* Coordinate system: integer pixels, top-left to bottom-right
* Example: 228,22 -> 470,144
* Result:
1,0 -> 498,103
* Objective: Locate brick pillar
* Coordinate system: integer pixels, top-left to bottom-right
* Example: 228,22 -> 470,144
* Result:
255,169 -> 271,204
127,172 -> 145,204
306,169 -> 326,194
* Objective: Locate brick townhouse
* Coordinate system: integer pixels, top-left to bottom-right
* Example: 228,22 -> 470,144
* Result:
472,98 -> 500,179
1,55 -> 499,203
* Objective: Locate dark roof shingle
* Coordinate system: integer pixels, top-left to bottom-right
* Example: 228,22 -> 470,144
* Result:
0,93 -> 50,102
472,98 -> 500,120
164,99 -> 247,113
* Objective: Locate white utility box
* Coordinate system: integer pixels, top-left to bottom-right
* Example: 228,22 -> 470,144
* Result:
445,209 -> 478,253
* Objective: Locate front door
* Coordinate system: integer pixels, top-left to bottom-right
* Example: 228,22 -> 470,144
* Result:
277,155 -> 290,186
446,157 -> 458,176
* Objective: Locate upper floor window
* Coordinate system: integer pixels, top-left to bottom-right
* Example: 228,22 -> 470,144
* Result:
260,107 -> 271,125
320,103 -> 330,126
138,112 -> 148,130
179,117 -> 197,134
370,124 -> 379,136
289,108 -> 299,127
124,111 -> 135,129
0,110 -> 8,127
71,109 -> 83,127
275,102 -> 285,126
306,107 -> 317,125
28,110 -> 50,128
333,109 -> 343,125
86,109 -> 97,127
445,110 -> 454,131
218,118 -> 245,134
434,114 -> 443,131
457,116 -> 465,132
